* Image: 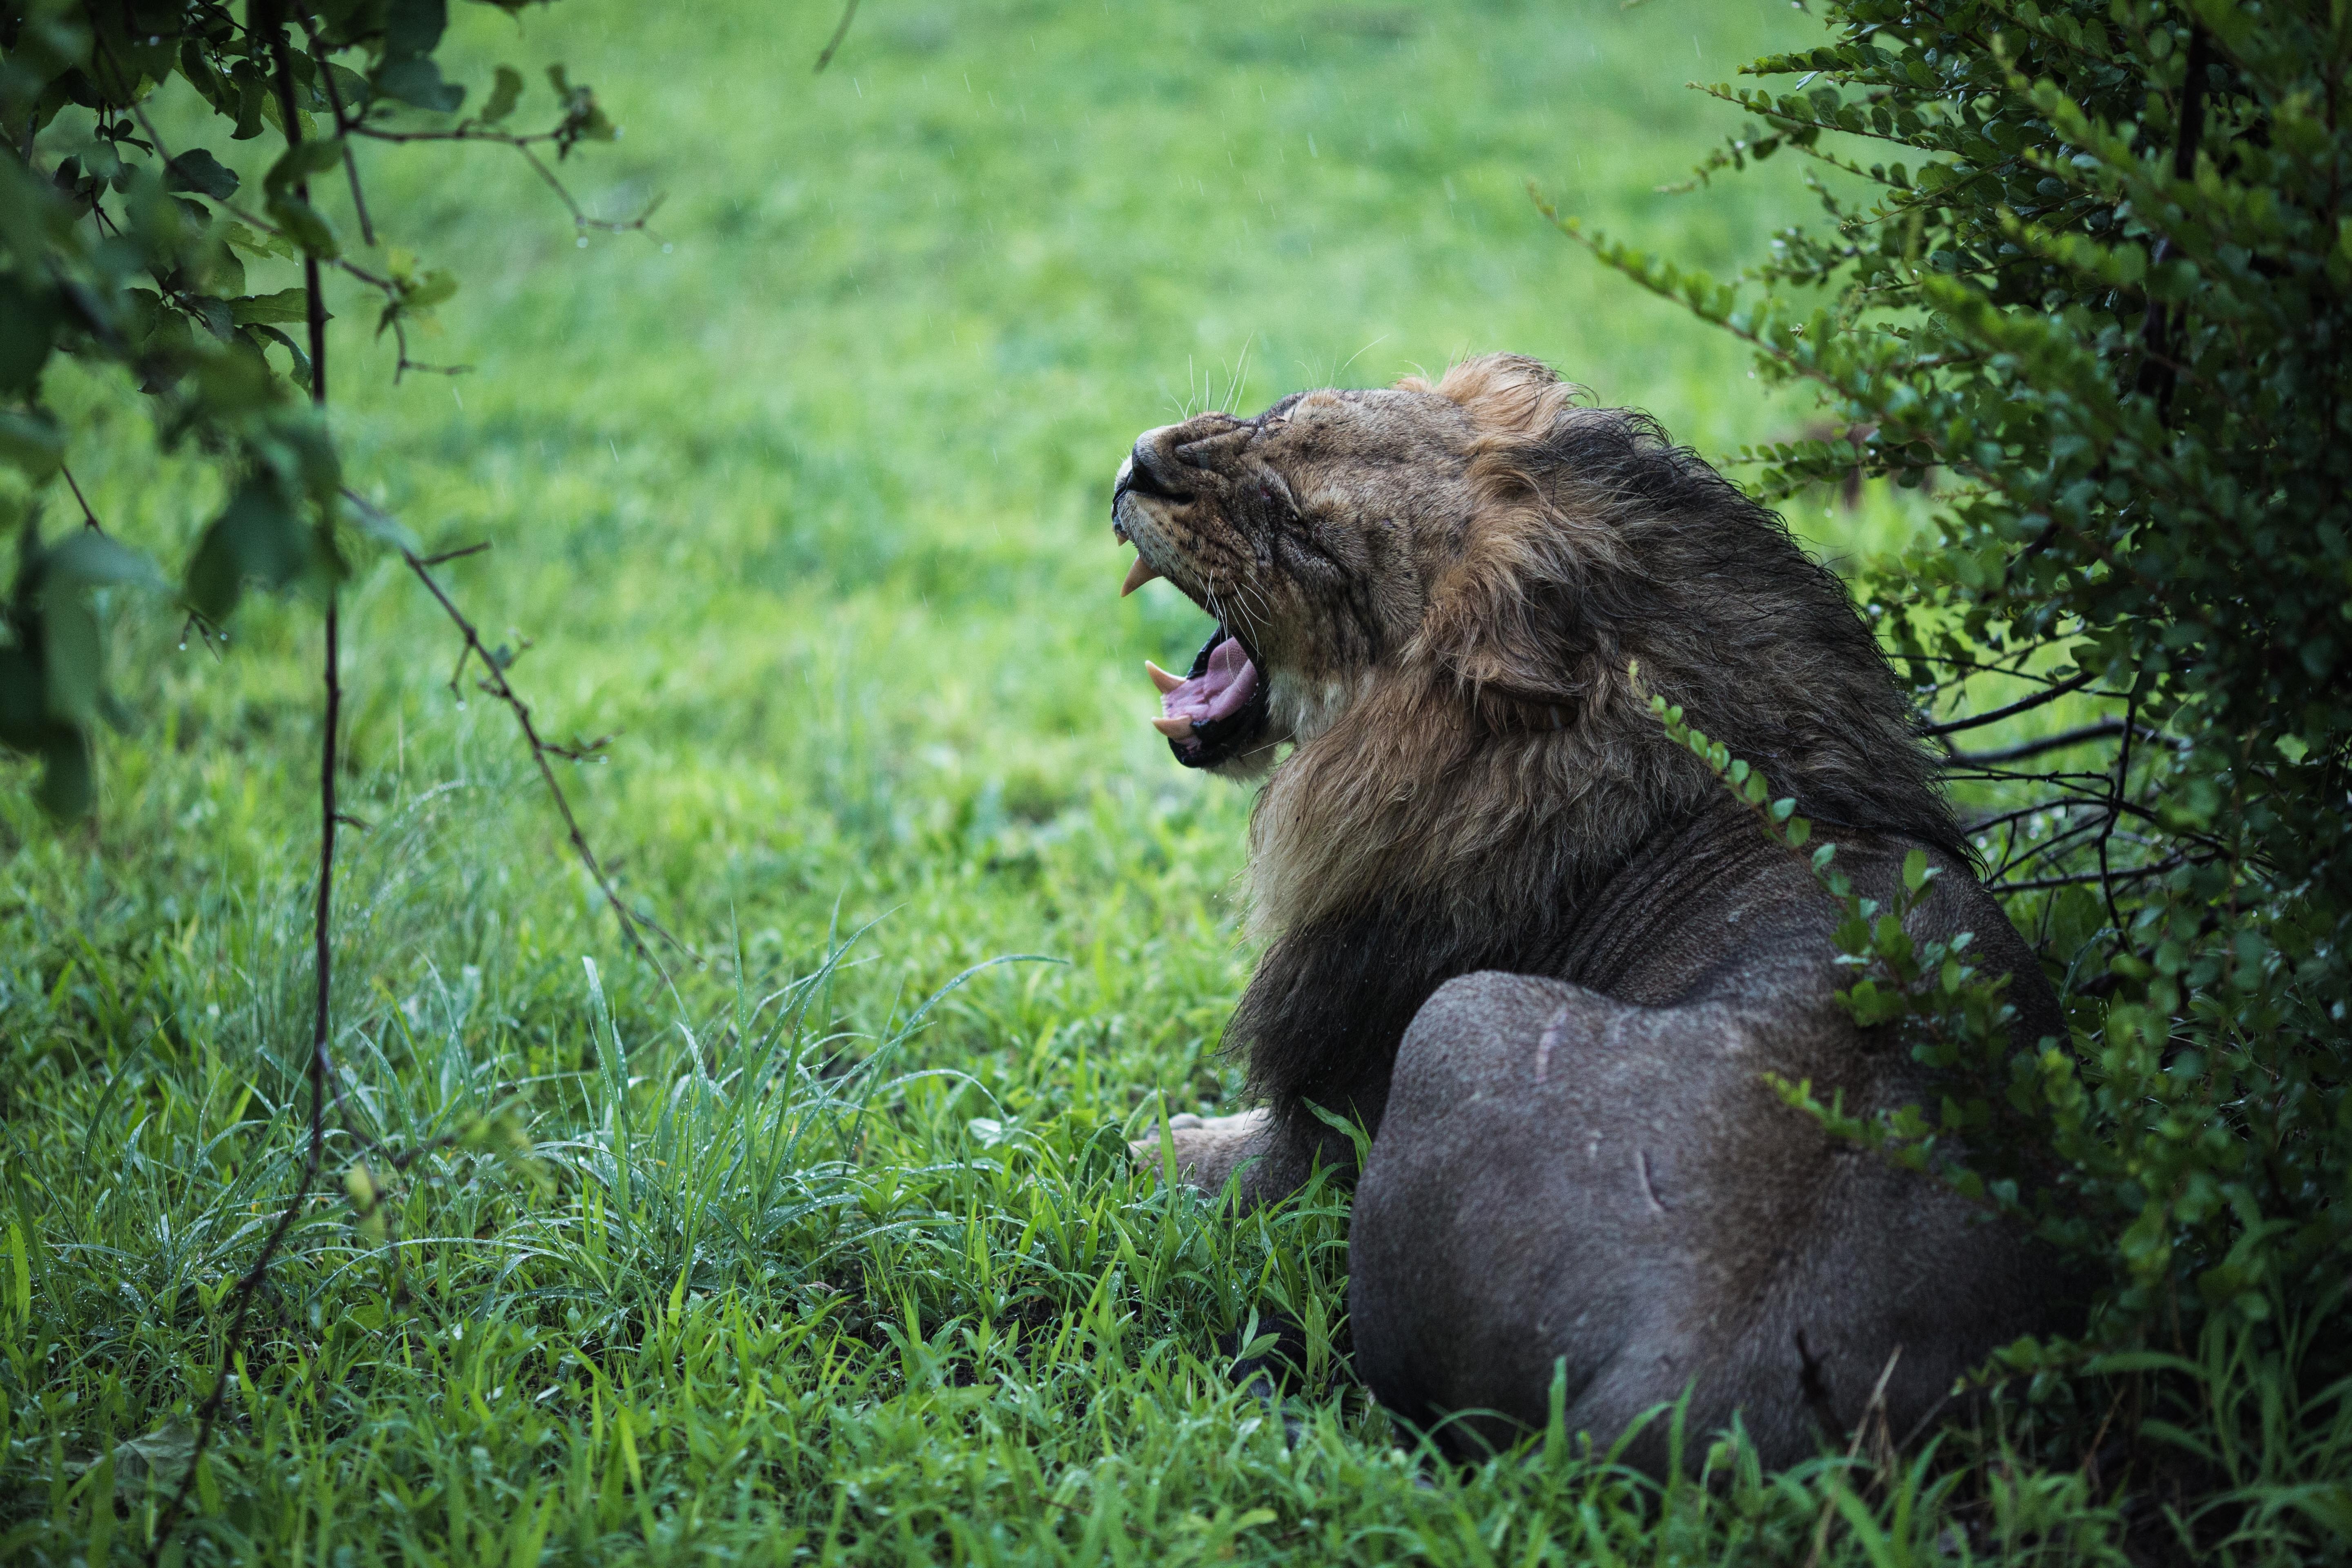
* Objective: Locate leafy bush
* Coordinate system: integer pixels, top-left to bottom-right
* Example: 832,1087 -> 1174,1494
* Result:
1563,0 -> 2351,1541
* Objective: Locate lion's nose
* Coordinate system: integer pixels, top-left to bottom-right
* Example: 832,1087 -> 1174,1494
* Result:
1118,428 -> 1193,503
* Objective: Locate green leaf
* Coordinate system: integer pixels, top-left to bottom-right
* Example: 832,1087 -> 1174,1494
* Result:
0,410 -> 63,481
44,532 -> 167,592
386,0 -> 450,58
35,728 -> 91,820
264,192 -> 340,259
482,65 -> 524,124
163,149 -> 239,201
375,56 -> 466,115
264,138 -> 345,194
230,288 -> 316,326
0,276 -> 58,397
244,325 -> 312,390
186,481 -> 310,624
40,592 -> 98,727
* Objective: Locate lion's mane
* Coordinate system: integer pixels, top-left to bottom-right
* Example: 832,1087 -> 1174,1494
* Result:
1230,356 -> 1962,1120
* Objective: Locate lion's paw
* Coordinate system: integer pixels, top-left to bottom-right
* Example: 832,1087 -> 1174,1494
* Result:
1129,1107 -> 1272,1192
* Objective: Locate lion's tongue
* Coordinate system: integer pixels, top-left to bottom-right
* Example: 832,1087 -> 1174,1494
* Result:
1163,637 -> 1258,727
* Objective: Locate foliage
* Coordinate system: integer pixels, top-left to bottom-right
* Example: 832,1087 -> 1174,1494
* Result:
0,0 -> 631,817
1562,0 -> 2352,1536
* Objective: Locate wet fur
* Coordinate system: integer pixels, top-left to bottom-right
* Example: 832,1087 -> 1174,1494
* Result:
1112,357 -> 2068,1461
1207,359 -> 1959,1174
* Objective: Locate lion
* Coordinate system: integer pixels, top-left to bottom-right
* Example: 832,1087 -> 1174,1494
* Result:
1110,354 -> 2078,1470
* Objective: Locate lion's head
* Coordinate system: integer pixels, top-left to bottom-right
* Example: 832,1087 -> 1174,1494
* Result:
1113,354 -> 1958,959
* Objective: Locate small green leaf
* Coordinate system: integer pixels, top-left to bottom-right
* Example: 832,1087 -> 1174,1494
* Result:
375,56 -> 466,115
264,193 -> 340,259
264,138 -> 345,193
45,532 -> 167,591
163,148 -> 239,200
230,288 -> 316,326
186,480 -> 310,624
482,65 -> 524,124
0,410 -> 64,480
35,728 -> 91,819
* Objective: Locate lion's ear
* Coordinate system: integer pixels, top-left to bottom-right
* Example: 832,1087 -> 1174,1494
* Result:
1412,360 -> 1625,722
1419,530 -> 1601,715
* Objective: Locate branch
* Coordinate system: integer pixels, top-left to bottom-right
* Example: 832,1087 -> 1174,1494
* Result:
1920,667 -> 2103,736
59,463 -> 103,530
352,489 -> 684,978
815,0 -> 862,73
151,13 -> 338,1555
1945,717 -> 2134,765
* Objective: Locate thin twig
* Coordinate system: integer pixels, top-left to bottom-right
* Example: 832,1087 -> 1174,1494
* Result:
1989,857 -> 2192,895
150,14 -> 336,1556
296,16 -> 377,248
1921,667 -> 2103,736
352,488 -> 683,978
814,0 -> 862,73
1946,718 -> 2134,766
60,463 -> 103,530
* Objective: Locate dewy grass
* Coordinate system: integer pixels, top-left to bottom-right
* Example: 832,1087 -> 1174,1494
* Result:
2,0 -> 2340,1564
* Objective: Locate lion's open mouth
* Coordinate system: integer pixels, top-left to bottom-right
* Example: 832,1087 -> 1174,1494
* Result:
1155,627 -> 1270,770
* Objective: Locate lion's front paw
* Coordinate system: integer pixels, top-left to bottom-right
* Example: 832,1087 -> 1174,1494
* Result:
1129,1107 -> 1273,1193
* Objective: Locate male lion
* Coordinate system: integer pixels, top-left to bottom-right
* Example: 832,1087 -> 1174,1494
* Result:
1111,355 -> 2076,1469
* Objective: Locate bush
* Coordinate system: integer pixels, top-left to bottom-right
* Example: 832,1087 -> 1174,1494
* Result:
1563,0 -> 2352,1544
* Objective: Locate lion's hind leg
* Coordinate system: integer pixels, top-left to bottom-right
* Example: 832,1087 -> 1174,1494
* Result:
1347,970 -> 1761,1468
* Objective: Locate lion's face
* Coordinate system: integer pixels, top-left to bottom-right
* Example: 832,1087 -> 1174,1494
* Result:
1111,383 -> 1485,773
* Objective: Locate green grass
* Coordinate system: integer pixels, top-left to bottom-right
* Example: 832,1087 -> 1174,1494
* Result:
5,2 -> 2339,1563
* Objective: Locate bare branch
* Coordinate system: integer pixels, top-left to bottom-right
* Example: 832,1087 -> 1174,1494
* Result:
60,463 -> 103,530
351,488 -> 684,977
1947,718 -> 2134,766
1922,667 -> 2104,737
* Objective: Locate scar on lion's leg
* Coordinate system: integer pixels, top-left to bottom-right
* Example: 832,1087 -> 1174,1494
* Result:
1531,1004 -> 1572,1084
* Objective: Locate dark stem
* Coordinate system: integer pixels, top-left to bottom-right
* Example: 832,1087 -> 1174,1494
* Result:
2134,26 -> 2210,410
151,12 -> 339,1558
1921,666 -> 2102,737
1945,717 -> 2136,766
60,463 -> 103,530
814,0 -> 862,73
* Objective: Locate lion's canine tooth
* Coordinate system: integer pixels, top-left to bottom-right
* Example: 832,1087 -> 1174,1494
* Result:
1150,716 -> 1194,739
1121,556 -> 1162,597
1145,659 -> 1183,694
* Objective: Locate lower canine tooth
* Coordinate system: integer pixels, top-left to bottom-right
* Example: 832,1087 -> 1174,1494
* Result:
1145,659 -> 1182,694
1150,716 -> 1194,739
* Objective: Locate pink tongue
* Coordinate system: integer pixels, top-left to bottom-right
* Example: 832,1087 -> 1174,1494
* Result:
1163,637 -> 1258,726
